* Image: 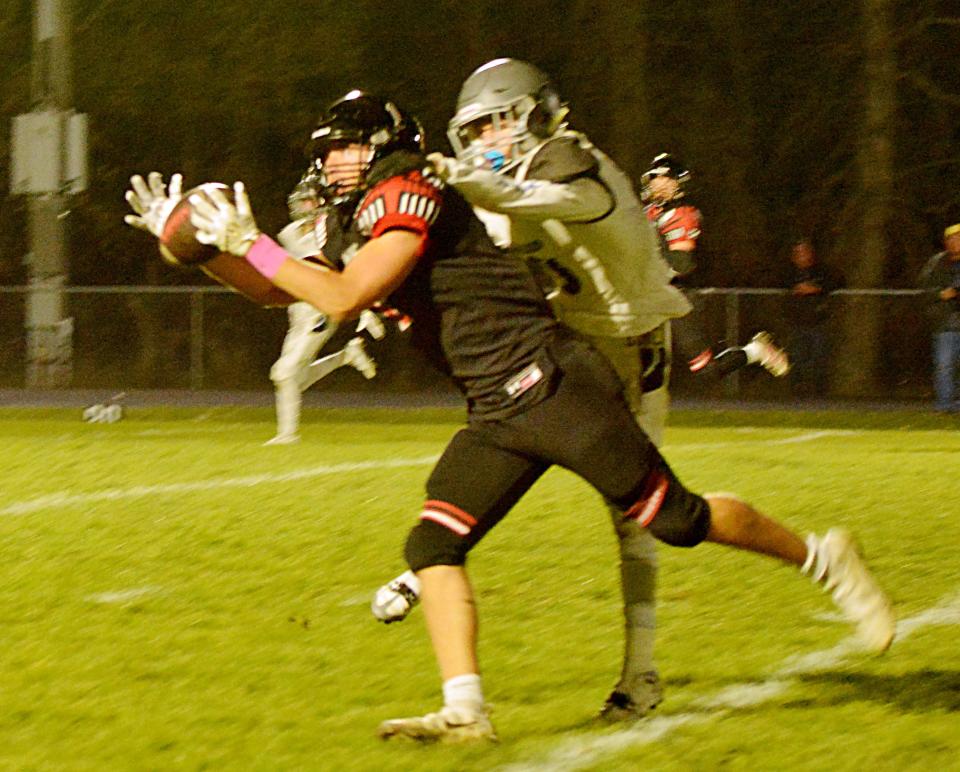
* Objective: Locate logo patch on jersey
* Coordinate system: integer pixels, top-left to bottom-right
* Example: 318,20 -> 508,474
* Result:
503,362 -> 544,399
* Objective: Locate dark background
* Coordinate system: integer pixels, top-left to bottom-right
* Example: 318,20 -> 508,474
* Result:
1,0 -> 959,396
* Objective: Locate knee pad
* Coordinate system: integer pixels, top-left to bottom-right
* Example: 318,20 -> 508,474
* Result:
404,520 -> 470,572
623,466 -> 711,548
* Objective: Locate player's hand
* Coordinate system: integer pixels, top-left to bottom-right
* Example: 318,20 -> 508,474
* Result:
190,181 -> 262,257
357,309 -> 386,340
940,287 -> 958,301
123,172 -> 183,237
426,152 -> 457,182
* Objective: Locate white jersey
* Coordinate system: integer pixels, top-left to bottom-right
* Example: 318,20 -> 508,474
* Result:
443,131 -> 690,337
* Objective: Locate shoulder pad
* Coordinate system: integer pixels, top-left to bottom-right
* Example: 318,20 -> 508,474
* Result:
366,150 -> 430,188
524,135 -> 599,183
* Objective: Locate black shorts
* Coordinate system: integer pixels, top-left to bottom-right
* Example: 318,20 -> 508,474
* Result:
421,333 -> 710,553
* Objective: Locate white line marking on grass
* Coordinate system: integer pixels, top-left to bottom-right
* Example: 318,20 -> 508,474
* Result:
0,455 -> 440,517
499,592 -> 960,772
85,586 -> 161,604
667,429 -> 861,452
769,429 -> 859,444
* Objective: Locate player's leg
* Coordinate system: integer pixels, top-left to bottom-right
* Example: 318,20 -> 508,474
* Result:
702,493 -> 894,651
378,428 -> 547,743
301,336 -> 376,389
514,336 -> 894,655
266,302 -> 333,445
692,331 -> 790,382
584,328 -> 667,720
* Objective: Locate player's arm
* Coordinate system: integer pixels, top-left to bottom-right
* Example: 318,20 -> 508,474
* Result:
270,230 -> 422,320
189,181 -> 425,321
431,139 -> 611,222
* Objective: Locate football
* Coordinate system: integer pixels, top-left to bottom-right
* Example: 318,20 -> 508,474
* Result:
158,183 -> 232,267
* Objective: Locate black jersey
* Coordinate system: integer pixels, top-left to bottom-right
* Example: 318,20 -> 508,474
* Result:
323,152 -> 560,419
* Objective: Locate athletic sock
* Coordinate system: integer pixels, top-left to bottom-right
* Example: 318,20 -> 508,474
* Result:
442,673 -> 484,714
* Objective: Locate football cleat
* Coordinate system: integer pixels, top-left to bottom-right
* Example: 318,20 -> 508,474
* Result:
344,337 -> 377,380
803,529 -> 895,653
598,670 -> 663,722
371,571 -> 421,623
263,433 -> 300,446
377,706 -> 497,744
750,331 -> 790,377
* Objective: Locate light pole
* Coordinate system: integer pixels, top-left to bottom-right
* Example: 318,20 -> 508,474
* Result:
10,0 -> 87,387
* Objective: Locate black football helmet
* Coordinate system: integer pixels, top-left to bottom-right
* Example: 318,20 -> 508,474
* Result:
641,152 -> 691,202
308,90 -> 424,206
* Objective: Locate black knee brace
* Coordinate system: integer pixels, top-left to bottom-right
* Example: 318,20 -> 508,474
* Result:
622,464 -> 712,548
404,520 -> 470,572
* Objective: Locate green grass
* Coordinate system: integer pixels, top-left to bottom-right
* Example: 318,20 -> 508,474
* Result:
0,405 -> 958,771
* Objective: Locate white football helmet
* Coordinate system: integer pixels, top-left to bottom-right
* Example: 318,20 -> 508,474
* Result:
447,58 -> 568,173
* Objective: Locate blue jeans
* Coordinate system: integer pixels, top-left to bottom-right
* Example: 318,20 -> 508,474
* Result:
933,331 -> 960,411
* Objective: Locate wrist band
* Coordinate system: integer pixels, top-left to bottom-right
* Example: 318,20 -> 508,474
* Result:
245,235 -> 289,280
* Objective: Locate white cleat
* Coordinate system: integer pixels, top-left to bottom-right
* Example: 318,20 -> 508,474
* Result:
804,528 -> 895,653
344,337 -> 377,379
371,571 -> 421,623
377,706 -> 497,744
263,433 -> 300,446
750,331 -> 791,377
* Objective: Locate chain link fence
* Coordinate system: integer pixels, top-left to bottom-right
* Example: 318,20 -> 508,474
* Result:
0,286 -> 935,402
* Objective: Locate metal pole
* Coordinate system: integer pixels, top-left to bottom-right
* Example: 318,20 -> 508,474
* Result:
24,0 -> 74,387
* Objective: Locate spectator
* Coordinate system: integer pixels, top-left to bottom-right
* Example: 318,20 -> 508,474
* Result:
918,223 -> 960,412
786,238 -> 841,397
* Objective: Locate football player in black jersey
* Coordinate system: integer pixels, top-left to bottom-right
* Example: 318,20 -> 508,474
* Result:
125,91 -> 894,744
375,60 -> 788,722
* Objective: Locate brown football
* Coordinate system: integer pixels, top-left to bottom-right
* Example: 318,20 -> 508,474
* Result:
158,183 -> 232,267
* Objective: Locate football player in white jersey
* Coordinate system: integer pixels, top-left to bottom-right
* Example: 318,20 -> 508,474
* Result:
372,59 -> 792,721
264,174 -> 381,446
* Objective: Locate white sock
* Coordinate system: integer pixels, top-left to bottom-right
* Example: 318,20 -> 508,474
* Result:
801,533 -> 828,582
742,339 -> 762,364
443,673 -> 484,713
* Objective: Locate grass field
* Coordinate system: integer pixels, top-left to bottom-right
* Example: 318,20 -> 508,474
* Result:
1,404 -> 958,771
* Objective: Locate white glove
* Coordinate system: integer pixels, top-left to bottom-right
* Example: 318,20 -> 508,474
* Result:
123,172 -> 183,237
426,152 -> 459,182
357,309 -> 386,340
189,181 -> 262,257
371,570 -> 421,623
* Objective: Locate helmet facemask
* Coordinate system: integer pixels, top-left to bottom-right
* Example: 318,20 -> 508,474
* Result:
448,95 -> 539,173
448,59 -> 567,174
641,153 -> 691,204
308,91 -> 423,208
311,138 -> 376,203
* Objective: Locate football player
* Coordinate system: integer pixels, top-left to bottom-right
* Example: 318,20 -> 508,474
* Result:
372,59 -> 785,721
265,175 -> 382,446
641,153 -> 788,380
125,91 -> 895,744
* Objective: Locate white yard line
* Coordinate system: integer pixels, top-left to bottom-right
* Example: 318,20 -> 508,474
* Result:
667,428 -> 860,451
85,586 -> 162,604
500,592 -> 960,772
0,430 -> 859,517
0,455 -> 439,517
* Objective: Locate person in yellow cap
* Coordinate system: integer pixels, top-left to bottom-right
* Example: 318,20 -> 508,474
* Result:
919,224 -> 960,411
